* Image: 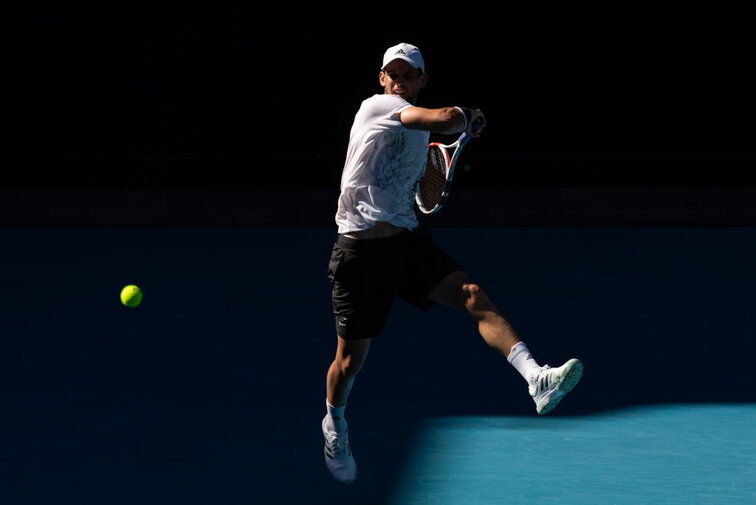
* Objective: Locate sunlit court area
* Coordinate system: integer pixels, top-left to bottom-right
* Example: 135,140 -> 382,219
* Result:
4,4 -> 755,504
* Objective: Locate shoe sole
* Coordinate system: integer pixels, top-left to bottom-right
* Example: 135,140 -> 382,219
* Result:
323,446 -> 357,485
538,358 -> 583,415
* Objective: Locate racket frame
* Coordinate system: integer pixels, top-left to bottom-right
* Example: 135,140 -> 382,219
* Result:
415,132 -> 470,214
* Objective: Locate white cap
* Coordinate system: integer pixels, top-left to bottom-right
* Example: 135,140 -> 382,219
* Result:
381,43 -> 425,73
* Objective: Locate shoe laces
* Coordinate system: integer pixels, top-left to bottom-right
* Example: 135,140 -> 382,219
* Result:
325,429 -> 351,455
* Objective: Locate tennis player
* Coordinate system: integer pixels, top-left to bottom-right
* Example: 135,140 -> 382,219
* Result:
322,42 -> 583,485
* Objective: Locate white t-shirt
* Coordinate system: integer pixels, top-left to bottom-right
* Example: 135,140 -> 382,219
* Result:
335,94 -> 430,234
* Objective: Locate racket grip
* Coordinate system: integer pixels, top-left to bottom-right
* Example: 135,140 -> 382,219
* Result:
458,107 -> 486,137
470,116 -> 485,135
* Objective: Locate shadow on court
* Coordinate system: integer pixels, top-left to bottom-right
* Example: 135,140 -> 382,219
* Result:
1,227 -> 754,504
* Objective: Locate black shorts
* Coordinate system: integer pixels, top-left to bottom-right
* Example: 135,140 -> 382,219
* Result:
327,226 -> 462,340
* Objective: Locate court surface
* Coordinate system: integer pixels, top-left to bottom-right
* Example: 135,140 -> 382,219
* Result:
387,405 -> 756,505
1,226 -> 754,504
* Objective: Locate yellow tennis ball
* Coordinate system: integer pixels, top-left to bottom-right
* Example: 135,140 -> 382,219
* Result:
120,285 -> 143,308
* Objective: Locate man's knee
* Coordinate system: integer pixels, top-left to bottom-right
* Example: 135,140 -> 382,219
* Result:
462,283 -> 496,316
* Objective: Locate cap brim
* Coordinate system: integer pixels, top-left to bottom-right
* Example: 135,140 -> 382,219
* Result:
381,56 -> 424,73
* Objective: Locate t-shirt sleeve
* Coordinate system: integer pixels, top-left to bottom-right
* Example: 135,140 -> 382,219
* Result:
361,94 -> 413,126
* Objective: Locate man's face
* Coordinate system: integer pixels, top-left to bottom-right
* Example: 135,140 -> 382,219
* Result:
379,59 -> 428,103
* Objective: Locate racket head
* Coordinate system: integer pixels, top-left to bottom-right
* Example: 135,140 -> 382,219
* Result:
415,143 -> 451,214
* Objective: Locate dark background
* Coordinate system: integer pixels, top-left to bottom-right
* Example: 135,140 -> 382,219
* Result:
4,3 -> 754,191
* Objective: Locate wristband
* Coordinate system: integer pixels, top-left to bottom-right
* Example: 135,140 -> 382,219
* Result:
454,106 -> 471,132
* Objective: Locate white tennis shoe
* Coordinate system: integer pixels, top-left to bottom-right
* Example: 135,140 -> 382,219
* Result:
530,358 -> 583,415
322,416 -> 357,485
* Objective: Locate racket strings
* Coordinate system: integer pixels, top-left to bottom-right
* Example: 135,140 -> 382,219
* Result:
418,146 -> 447,210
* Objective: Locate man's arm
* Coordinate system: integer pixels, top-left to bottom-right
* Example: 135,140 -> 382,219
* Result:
399,106 -> 465,134
399,106 -> 486,136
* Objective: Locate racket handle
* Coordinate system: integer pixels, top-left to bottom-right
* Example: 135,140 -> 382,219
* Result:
468,111 -> 486,137
458,107 -> 486,137
471,116 -> 485,131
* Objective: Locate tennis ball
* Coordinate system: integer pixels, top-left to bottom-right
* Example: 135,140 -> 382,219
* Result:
120,285 -> 143,308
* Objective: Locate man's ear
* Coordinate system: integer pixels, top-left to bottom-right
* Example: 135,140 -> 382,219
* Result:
419,73 -> 429,89
378,70 -> 387,87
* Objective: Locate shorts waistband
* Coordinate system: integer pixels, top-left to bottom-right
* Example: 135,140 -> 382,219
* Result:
335,229 -> 413,252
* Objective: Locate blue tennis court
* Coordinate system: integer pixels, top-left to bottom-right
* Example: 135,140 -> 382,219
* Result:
387,405 -> 756,505
1,226 -> 754,504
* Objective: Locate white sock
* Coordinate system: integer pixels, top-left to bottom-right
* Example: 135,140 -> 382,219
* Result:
507,342 -> 542,383
325,401 -> 347,432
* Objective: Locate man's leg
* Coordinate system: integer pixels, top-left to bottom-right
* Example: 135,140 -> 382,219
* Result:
327,336 -> 371,408
429,271 -> 583,414
322,336 -> 370,485
428,271 -> 521,357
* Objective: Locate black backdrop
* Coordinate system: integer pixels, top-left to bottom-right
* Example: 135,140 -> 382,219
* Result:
4,4 -> 754,189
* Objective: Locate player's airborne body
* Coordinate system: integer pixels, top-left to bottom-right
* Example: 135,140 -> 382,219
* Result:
322,42 -> 583,485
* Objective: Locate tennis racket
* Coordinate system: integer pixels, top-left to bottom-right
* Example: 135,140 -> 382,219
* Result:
415,132 -> 471,214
